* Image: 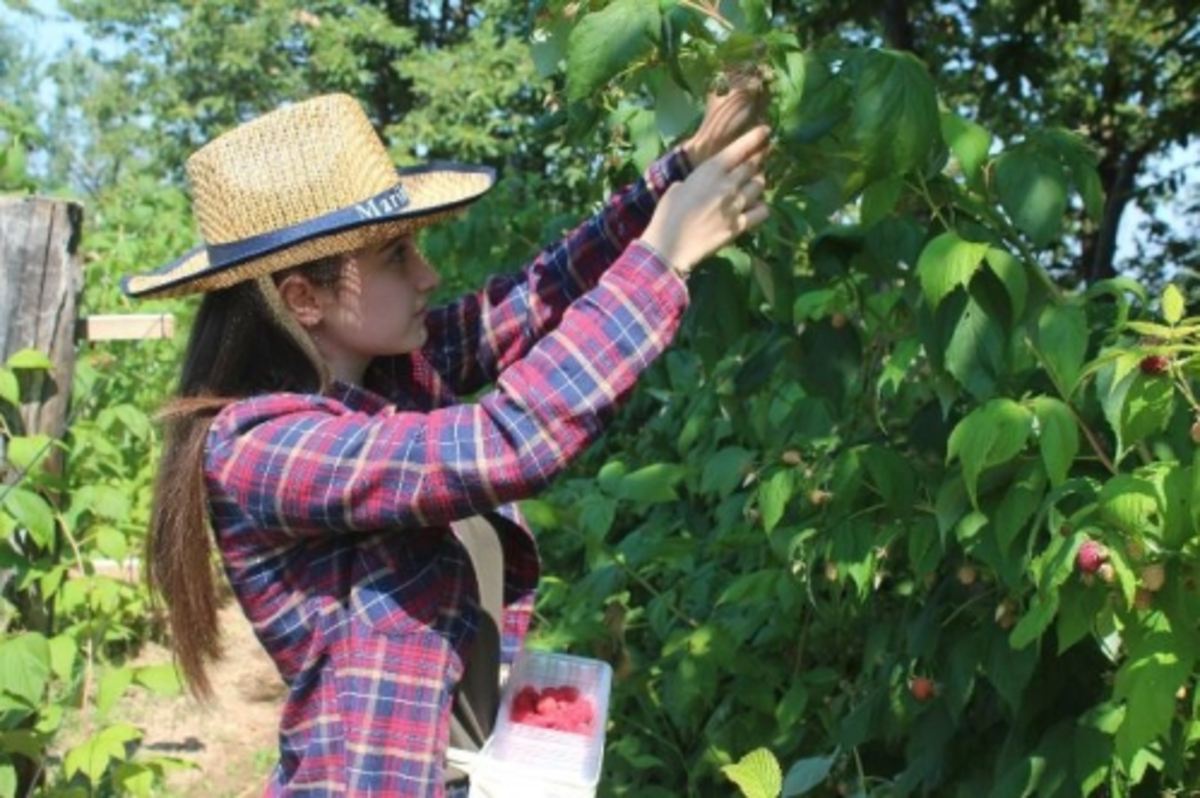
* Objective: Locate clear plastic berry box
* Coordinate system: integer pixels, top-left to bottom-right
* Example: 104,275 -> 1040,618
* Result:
468,649 -> 613,798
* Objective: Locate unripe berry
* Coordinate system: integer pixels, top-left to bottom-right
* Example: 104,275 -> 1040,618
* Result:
1139,354 -> 1170,375
1191,420 -> 1200,445
809,489 -> 832,507
824,562 -> 839,582
956,563 -> 978,586
1097,562 -> 1116,584
1134,588 -> 1154,611
1141,563 -> 1166,592
781,449 -> 803,466
1076,540 -> 1109,574
995,598 -> 1018,629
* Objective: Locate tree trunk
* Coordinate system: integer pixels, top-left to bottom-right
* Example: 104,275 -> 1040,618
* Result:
1080,147 -> 1144,284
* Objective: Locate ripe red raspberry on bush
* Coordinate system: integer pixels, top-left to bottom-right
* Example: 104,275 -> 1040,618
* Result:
510,684 -> 595,735
1139,354 -> 1170,375
1076,539 -> 1109,575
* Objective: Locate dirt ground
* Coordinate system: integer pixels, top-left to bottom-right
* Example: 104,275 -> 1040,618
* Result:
119,602 -> 286,797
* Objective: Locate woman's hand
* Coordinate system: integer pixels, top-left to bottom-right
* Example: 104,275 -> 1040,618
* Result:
642,124 -> 771,276
682,66 -> 769,167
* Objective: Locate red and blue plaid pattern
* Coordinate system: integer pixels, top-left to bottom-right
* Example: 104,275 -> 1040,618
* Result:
205,151 -> 690,796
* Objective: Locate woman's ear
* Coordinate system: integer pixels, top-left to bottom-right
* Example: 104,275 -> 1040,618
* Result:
276,274 -> 324,328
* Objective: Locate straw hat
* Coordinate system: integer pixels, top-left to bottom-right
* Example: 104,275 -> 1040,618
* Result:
122,93 -> 496,298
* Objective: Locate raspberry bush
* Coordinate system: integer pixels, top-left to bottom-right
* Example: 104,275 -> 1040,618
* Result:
523,1 -> 1200,795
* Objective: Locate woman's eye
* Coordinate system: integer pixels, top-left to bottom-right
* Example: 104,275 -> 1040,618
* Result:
389,244 -> 409,267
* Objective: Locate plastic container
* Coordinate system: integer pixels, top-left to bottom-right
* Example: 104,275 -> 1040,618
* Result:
468,650 -> 612,798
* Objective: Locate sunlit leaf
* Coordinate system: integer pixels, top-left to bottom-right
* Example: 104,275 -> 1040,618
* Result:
723,747 -> 782,798
917,231 -> 989,310
995,146 -> 1069,247
758,469 -> 795,533
940,111 -> 992,183
1031,397 -> 1079,486
850,49 -> 940,179
566,0 -> 660,102
1162,283 -> 1185,326
1033,303 -> 1088,397
0,633 -> 50,707
4,349 -> 53,371
947,399 -> 1034,506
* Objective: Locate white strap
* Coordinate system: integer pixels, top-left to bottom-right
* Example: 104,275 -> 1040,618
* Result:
446,746 -> 478,775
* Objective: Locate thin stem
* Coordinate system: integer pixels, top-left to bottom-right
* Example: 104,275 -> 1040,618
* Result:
613,551 -> 700,629
678,0 -> 734,31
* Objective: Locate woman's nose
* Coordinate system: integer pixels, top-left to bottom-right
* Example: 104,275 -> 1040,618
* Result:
415,251 -> 441,292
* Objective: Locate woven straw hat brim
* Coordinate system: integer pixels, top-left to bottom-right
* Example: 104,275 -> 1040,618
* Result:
122,162 -> 495,299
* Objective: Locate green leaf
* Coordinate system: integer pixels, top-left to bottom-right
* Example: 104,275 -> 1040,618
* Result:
1115,372 -> 1175,451
0,487 -> 56,549
0,368 -> 17,406
995,146 -> 1069,247
63,723 -> 142,785
0,760 -> 14,798
984,248 -> 1027,323
0,633 -> 50,707
1010,590 -> 1059,649
990,460 -> 1046,556
759,469 -> 795,533
5,434 -> 54,472
940,112 -> 992,183
944,293 -> 1005,402
1097,476 -> 1159,538
850,50 -> 940,179
702,447 -> 756,498
1162,283 -> 1185,326
4,349 -> 52,371
1033,303 -> 1088,396
1031,397 -> 1079,487
566,0 -> 660,102
618,463 -> 686,505
1056,580 -> 1107,653
860,176 -> 903,227
782,752 -> 837,796
48,635 -> 78,682
530,17 -> 570,80
1113,628 -> 1193,768
135,664 -> 183,696
947,399 -> 1034,507
917,231 -> 989,310
652,73 -> 701,140
97,667 -> 135,715
96,525 -> 129,561
722,747 -> 782,798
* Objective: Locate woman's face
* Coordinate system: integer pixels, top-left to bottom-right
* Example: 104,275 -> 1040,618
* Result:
309,234 -> 441,380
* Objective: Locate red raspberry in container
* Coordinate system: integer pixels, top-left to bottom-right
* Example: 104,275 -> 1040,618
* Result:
510,684 -> 596,735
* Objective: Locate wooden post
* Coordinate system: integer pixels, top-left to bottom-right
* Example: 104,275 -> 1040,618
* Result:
0,197 -> 83,795
0,196 -> 84,442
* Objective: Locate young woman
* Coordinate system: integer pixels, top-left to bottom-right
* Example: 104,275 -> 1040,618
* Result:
124,87 -> 768,795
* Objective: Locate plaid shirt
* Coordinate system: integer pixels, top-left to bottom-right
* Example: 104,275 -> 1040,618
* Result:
205,151 -> 691,796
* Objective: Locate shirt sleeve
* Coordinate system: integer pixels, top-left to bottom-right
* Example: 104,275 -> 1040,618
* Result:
206,242 -> 688,536
411,149 -> 692,398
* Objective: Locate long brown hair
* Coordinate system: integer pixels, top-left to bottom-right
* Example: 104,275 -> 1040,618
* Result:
148,257 -> 342,699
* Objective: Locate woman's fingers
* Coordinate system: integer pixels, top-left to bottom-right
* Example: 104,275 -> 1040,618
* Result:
715,125 -> 772,171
